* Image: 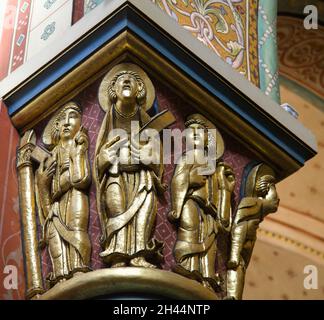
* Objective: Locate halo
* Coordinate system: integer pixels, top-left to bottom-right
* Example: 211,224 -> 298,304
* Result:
244,163 -> 276,197
186,113 -> 225,160
42,101 -> 81,148
98,63 -> 155,112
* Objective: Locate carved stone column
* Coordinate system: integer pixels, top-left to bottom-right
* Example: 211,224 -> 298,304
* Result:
17,130 -> 44,299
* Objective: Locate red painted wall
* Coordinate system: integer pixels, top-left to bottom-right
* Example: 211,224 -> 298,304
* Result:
0,101 -> 25,299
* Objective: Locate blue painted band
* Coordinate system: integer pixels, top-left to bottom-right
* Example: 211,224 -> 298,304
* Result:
5,5 -> 314,165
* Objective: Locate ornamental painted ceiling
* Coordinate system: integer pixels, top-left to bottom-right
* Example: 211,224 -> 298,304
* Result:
0,0 -> 274,95
278,0 -> 324,23
277,16 -> 324,103
152,0 -> 259,86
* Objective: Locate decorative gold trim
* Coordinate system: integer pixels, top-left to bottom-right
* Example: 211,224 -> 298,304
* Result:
12,31 -> 300,180
258,228 -> 324,261
38,268 -> 218,300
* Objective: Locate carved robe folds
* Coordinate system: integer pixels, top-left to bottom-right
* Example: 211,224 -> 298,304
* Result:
169,114 -> 235,292
94,63 -> 175,268
18,102 -> 92,291
16,61 -> 280,300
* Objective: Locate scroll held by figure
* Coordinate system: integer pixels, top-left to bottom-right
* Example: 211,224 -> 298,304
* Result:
168,114 -> 235,292
227,163 -> 280,300
17,102 -> 92,295
94,63 -> 175,269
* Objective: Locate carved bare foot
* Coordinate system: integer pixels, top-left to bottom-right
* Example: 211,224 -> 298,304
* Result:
130,257 -> 157,268
223,296 -> 236,300
202,280 -> 214,292
227,258 -> 239,269
111,262 -> 127,268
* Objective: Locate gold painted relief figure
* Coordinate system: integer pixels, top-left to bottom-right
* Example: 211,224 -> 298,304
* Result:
227,164 -> 280,300
35,102 -> 91,287
94,63 -> 175,268
168,114 -> 235,291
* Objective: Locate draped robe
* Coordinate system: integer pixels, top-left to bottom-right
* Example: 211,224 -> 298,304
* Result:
36,144 -> 91,285
94,106 -> 164,266
171,154 -> 219,287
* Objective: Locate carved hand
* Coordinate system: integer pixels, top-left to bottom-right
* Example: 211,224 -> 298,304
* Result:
69,127 -> 89,160
217,162 -> 235,192
36,157 -> 57,188
130,137 -> 152,165
227,257 -> 240,270
75,126 -> 89,153
98,136 -> 126,167
189,167 -> 207,188
167,210 -> 180,223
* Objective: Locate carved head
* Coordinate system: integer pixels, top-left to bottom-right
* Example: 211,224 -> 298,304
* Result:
185,118 -> 209,150
255,175 -> 280,214
51,103 -> 82,144
108,70 -> 146,106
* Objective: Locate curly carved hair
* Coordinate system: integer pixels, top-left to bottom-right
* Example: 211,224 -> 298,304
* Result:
255,175 -> 276,197
185,117 -> 215,150
108,70 -> 146,106
51,103 -> 81,146
184,118 -> 208,129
